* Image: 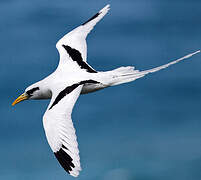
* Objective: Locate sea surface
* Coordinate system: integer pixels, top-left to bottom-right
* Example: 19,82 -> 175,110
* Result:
0,0 -> 201,180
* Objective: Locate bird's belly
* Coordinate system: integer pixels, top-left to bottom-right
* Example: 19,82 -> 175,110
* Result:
81,83 -> 107,94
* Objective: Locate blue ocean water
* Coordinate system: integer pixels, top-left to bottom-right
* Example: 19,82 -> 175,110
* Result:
0,0 -> 201,180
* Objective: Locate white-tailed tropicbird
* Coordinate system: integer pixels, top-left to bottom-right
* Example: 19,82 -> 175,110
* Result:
12,4 -> 200,177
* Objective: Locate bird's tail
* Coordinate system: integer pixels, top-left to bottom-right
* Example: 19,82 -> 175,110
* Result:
102,50 -> 200,87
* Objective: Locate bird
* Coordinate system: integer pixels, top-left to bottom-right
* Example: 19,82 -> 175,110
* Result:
12,4 -> 200,177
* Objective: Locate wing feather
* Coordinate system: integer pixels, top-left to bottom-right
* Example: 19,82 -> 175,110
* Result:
43,86 -> 83,177
56,5 -> 110,69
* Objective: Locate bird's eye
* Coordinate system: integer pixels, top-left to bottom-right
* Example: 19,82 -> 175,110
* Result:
26,87 -> 40,96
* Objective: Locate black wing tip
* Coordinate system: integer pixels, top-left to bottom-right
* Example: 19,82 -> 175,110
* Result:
54,146 -> 75,174
82,12 -> 100,26
82,4 -> 110,26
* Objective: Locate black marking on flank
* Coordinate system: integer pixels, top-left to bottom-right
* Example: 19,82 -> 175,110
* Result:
62,45 -> 97,73
82,12 -> 100,25
54,147 -> 75,174
49,80 -> 99,110
81,80 -> 99,84
26,87 -> 39,96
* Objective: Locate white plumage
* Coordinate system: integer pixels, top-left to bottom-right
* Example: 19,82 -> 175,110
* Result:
12,4 -> 200,177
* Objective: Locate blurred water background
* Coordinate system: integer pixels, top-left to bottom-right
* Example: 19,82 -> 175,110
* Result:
0,0 -> 201,180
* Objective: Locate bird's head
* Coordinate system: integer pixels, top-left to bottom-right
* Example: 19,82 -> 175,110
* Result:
12,84 -> 42,106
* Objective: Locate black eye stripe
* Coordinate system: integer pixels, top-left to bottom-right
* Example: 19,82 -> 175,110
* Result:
26,87 -> 39,96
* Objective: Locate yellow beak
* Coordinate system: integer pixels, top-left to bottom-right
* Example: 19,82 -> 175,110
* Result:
12,93 -> 28,106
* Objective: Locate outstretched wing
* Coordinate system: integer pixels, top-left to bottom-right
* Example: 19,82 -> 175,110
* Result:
43,85 -> 83,177
56,4 -> 110,72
